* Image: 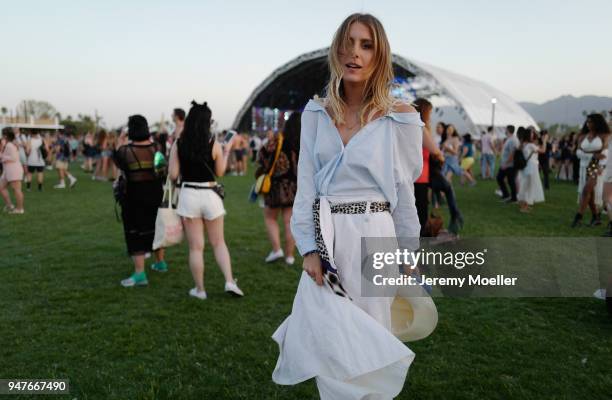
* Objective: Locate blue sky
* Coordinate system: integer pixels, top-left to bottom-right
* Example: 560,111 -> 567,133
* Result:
1,0 -> 611,129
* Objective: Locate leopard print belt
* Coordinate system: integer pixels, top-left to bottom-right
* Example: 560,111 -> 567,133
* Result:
312,198 -> 390,300
329,200 -> 391,214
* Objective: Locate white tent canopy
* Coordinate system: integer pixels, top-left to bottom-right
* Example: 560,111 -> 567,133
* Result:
403,59 -> 538,137
233,48 -> 537,138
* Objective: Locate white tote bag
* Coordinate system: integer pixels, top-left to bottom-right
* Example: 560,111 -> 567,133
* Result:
152,178 -> 183,250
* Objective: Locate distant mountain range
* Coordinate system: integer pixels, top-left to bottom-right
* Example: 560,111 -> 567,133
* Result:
519,95 -> 612,127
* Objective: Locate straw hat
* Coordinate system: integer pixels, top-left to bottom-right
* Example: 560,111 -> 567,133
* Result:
390,283 -> 438,342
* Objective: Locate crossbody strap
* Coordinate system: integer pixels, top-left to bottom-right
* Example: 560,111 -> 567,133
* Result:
202,139 -> 218,182
127,144 -> 143,170
267,134 -> 284,177
162,174 -> 173,205
519,143 -> 535,161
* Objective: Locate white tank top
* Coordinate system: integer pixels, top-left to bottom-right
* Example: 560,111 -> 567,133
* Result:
581,135 -> 607,167
27,136 -> 45,166
580,135 -> 602,153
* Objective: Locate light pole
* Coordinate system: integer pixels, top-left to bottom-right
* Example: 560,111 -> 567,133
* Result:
491,98 -> 497,134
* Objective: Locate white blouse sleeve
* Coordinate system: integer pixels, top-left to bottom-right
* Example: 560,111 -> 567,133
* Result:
290,111 -> 319,256
391,117 -> 423,253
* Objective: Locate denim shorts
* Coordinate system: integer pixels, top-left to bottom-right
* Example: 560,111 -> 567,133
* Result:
442,155 -> 463,176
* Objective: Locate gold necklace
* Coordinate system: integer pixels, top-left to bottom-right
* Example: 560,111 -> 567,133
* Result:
343,112 -> 361,131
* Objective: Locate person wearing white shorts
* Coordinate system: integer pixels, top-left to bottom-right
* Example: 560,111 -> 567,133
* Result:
169,100 -> 243,300
177,183 -> 226,220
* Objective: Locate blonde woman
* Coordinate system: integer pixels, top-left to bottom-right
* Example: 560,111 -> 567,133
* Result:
272,14 -> 432,399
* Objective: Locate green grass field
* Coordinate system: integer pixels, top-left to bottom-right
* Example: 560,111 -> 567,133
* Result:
1,163 -> 611,400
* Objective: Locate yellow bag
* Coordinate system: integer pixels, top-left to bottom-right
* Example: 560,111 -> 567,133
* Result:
255,174 -> 271,194
255,134 -> 283,195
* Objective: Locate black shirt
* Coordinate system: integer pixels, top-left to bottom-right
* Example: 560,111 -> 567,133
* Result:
113,143 -> 157,183
178,139 -> 216,183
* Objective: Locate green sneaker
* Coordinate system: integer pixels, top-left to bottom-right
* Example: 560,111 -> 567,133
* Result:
151,260 -> 168,272
121,271 -> 148,287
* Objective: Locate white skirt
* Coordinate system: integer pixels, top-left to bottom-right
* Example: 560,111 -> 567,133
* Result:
272,197 -> 415,400
577,166 -> 605,207
518,166 -> 545,205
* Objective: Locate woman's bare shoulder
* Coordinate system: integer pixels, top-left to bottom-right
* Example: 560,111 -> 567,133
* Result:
392,101 -> 417,113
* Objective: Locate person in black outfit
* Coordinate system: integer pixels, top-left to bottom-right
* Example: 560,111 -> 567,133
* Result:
571,132 -> 580,184
538,129 -> 552,189
113,115 -> 165,287
430,158 -> 464,235
557,132 -> 574,180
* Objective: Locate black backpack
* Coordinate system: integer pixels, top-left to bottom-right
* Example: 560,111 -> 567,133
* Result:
513,147 -> 527,170
514,144 -> 534,170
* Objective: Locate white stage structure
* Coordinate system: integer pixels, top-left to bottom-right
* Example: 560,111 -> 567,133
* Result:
233,48 -> 537,138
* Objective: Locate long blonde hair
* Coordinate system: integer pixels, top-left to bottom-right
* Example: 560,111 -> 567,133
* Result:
325,13 -> 395,126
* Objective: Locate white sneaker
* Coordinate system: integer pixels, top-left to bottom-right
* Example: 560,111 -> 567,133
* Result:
69,177 -> 77,188
593,288 -> 606,300
189,288 -> 207,300
265,249 -> 284,263
494,189 -> 503,197
8,208 -> 24,215
224,280 -> 244,297
285,256 -> 295,265
54,182 -> 66,189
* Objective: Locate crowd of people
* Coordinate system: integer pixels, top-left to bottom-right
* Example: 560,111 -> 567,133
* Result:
0,126 -> 82,214
401,110 -> 612,235
2,109 -> 611,269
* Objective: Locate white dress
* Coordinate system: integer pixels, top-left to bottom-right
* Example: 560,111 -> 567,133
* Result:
273,100 -> 430,399
517,143 -> 545,205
